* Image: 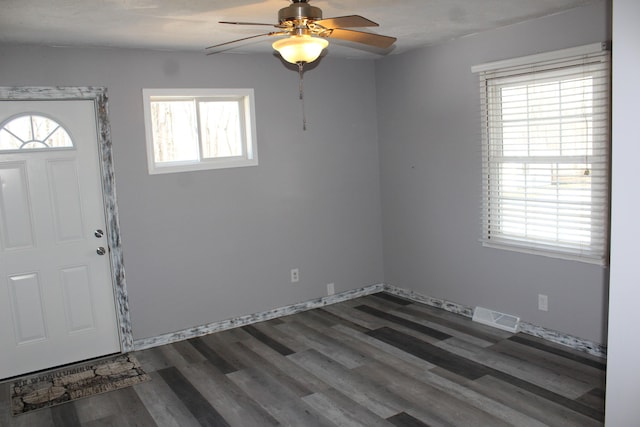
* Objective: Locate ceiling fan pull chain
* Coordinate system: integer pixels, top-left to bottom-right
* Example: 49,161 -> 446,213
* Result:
298,62 -> 307,131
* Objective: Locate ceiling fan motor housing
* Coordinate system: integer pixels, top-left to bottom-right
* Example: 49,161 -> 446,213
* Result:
279,0 -> 323,24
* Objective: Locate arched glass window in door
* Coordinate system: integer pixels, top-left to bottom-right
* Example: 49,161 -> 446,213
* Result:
0,114 -> 74,151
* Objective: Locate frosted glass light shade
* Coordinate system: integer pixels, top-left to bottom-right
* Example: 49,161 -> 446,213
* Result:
272,36 -> 329,64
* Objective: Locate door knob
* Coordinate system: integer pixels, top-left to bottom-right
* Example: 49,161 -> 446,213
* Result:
94,229 -> 104,238
96,247 -> 106,256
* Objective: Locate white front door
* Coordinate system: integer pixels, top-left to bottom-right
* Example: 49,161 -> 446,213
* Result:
0,100 -> 120,379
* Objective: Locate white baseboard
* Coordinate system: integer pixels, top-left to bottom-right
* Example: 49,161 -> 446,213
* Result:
133,283 -> 384,351
133,282 -> 606,359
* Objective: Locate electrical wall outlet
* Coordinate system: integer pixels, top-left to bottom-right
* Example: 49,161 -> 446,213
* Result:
327,283 -> 335,295
538,294 -> 549,311
290,268 -> 299,283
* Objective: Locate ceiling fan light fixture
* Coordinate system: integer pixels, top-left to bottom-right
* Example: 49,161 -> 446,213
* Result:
272,35 -> 328,64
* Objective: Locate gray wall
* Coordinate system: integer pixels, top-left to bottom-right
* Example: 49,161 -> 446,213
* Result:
375,1 -> 610,344
0,46 -> 384,340
606,0 -> 640,422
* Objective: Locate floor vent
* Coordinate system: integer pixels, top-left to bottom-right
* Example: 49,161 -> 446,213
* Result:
472,307 -> 520,333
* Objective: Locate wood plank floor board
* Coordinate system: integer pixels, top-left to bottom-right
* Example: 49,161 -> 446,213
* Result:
315,321 -> 438,372
171,339 -> 208,365
426,366 -> 475,388
321,302 -> 389,330
275,320 -> 368,369
226,365 -> 334,426
367,327 -> 492,380
382,307 -> 497,348
353,350 -> 549,426
356,305 -> 453,341
132,370 -> 201,427
0,382 -> 16,427
245,322 -> 307,354
354,361 -> 542,427
331,323 -> 438,371
354,296 -> 419,314
486,370 -> 604,421
158,366 -> 231,426
287,348 -> 405,419
198,334 -> 248,372
286,309 -> 343,332
72,386 -> 127,425
226,340 -> 315,397
210,326 -> 254,345
367,324 -> 604,422
577,388 -> 606,414
154,342 -> 198,370
81,415 -> 118,427
132,345 -> 174,373
507,334 -> 607,370
187,337 -> 238,374
352,305 -> 460,346
1,294 -> 605,426
489,339 -> 606,387
436,337 -> 594,398
240,324 -> 295,356
239,337 -> 331,393
295,309 -> 340,328
4,404 -> 54,427
315,308 -> 372,333
386,411 -> 432,427
302,388 -> 396,427
471,374 -> 603,427
371,292 -> 414,306
50,403 -> 81,427
178,360 -> 280,426
432,338 -> 604,421
106,386 -> 157,427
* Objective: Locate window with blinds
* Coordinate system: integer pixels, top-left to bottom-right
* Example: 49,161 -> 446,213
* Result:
473,44 -> 611,264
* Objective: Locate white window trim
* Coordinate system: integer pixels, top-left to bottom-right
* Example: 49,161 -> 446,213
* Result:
143,88 -> 258,174
473,43 -> 611,265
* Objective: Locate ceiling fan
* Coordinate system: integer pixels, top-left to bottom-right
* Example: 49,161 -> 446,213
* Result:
206,0 -> 397,64
206,0 -> 396,130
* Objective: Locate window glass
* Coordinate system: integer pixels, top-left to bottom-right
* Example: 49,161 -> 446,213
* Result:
143,89 -> 257,174
0,114 -> 73,151
199,101 -> 243,159
150,100 -> 199,163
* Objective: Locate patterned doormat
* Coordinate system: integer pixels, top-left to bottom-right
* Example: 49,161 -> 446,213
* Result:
10,354 -> 150,416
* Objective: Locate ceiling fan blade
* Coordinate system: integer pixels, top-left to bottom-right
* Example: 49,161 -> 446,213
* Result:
205,32 -> 281,52
314,15 -> 378,29
219,21 -> 282,27
327,28 -> 396,49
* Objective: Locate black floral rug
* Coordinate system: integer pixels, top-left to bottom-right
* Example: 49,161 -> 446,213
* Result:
10,354 -> 150,416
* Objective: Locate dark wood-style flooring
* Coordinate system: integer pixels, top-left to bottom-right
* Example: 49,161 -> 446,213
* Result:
0,292 -> 606,426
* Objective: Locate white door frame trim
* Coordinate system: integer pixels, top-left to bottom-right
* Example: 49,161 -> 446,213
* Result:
0,86 -> 133,352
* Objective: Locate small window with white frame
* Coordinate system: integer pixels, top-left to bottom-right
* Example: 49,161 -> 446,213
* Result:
472,43 -> 611,265
143,88 -> 257,174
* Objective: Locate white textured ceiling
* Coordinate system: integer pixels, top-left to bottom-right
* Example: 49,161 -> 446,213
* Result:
0,0 -> 597,59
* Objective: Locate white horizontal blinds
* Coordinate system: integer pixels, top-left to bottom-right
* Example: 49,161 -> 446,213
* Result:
478,46 -> 610,264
